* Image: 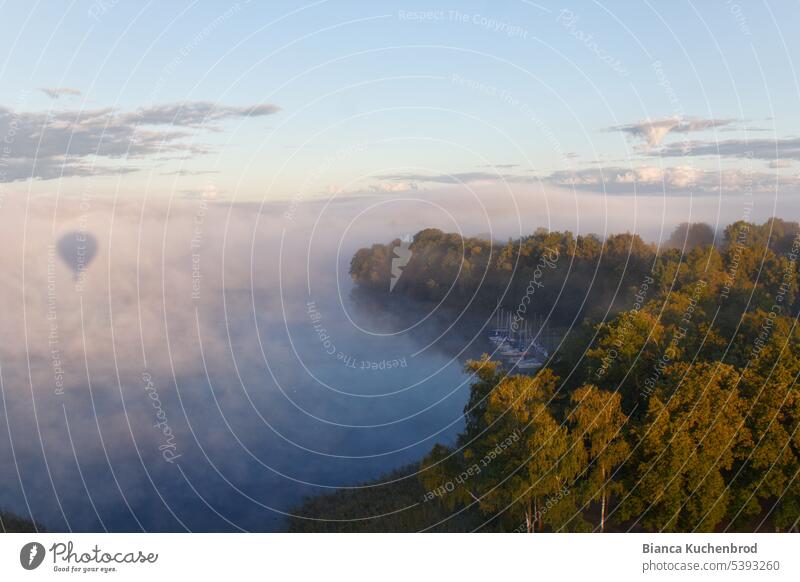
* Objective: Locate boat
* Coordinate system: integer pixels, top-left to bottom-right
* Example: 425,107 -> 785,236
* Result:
488,309 -> 511,343
516,357 -> 543,370
488,309 -> 550,369
500,346 -> 524,357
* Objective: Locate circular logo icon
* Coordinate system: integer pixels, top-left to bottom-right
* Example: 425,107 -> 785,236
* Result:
19,542 -> 46,570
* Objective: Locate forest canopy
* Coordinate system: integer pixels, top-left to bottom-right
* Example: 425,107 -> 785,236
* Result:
291,219 -> 800,532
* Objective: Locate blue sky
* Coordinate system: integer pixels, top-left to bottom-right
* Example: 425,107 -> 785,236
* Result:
1,0 -> 799,215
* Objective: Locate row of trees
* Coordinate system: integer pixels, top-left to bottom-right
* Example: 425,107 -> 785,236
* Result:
350,218 -> 800,324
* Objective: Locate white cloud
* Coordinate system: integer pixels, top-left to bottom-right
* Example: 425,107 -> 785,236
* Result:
369,181 -> 418,193
610,117 -> 736,147
38,87 -> 82,99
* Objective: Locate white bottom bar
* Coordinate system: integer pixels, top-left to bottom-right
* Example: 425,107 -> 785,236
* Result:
1,533 -> 798,581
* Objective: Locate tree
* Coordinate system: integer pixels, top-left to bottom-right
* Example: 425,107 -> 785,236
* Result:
420,365 -> 580,532
479,373 -> 581,532
622,363 -> 751,531
728,316 -> 800,531
419,444 -> 478,511
586,309 -> 664,413
569,385 -> 629,531
461,355 -> 504,438
666,222 -> 716,250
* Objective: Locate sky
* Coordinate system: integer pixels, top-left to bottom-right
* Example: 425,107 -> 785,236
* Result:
1,0 -> 799,235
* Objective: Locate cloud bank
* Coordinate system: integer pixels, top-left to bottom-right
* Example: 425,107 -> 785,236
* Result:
547,165 -> 797,194
0,101 -> 279,183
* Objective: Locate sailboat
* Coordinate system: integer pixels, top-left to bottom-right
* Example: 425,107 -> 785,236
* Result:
502,316 -> 550,370
488,309 -> 510,344
487,309 -> 551,372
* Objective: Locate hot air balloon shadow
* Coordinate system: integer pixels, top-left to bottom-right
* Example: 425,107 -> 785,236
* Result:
57,231 -> 98,282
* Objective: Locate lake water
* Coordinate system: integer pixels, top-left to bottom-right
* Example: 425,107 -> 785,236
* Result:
0,198 -> 490,532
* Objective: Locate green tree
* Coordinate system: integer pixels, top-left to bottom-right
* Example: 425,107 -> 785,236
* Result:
729,316 -> 800,530
479,373 -> 581,532
569,385 -> 629,531
622,363 -> 751,531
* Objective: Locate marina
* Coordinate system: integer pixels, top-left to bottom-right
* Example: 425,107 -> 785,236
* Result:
487,309 -> 549,372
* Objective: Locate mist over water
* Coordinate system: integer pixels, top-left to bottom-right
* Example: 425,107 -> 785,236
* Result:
0,193 -> 498,532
